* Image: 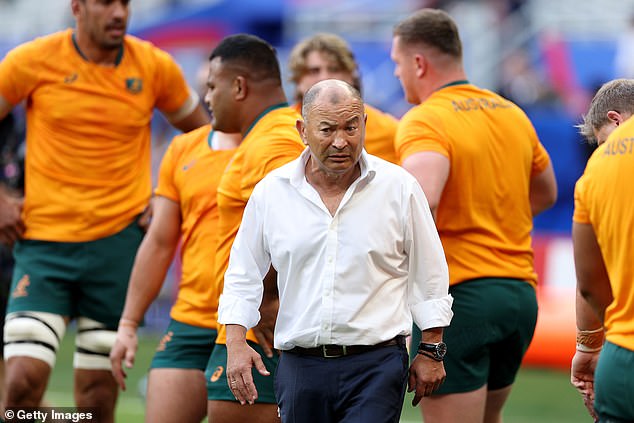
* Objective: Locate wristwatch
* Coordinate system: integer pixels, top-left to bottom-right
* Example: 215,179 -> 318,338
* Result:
417,341 -> 447,361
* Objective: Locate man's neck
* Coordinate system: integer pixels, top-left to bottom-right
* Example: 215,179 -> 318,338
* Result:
74,32 -> 122,66
420,68 -> 468,103
305,160 -> 360,193
240,90 -> 288,137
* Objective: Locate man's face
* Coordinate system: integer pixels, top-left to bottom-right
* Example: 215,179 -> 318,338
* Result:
73,0 -> 130,50
296,51 -> 354,99
204,57 -> 238,133
299,89 -> 365,175
390,36 -> 419,105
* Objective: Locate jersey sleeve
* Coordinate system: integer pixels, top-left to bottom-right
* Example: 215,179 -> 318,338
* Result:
154,138 -> 180,202
395,109 -> 450,164
528,122 -> 551,175
152,48 -> 192,115
0,41 -> 39,105
572,173 -> 590,224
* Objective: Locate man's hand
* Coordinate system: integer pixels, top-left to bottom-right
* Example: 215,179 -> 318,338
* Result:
109,324 -> 139,391
571,350 -> 600,421
408,354 -> 446,406
226,339 -> 270,405
0,193 -> 24,246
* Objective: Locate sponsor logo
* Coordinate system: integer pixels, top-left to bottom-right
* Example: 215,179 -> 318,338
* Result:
12,274 -> 30,298
209,365 -> 224,383
156,330 -> 174,352
125,77 -> 143,94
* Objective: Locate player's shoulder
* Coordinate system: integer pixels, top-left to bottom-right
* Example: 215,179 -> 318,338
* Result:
365,104 -> 397,120
7,29 -> 70,58
170,124 -> 211,149
260,106 -> 302,128
249,107 -> 303,144
123,34 -> 176,63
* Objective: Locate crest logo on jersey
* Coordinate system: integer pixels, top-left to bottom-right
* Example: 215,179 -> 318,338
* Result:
209,366 -> 224,383
64,73 -> 78,84
126,78 -> 143,94
156,330 -> 173,352
12,274 -> 30,298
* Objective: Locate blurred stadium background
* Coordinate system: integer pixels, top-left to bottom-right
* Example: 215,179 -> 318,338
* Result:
3,0 -> 632,421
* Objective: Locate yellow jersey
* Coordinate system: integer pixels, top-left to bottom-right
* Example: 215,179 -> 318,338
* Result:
0,29 -> 192,241
155,125 -> 235,329
573,117 -> 634,351
395,82 -> 551,286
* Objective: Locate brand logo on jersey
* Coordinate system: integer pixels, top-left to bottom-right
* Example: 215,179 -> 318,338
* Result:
126,78 -> 143,94
64,73 -> 78,84
182,159 -> 197,171
156,330 -> 174,352
12,274 -> 30,298
209,366 -> 224,383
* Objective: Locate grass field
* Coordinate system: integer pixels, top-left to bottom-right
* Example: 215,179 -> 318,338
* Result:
45,330 -> 592,422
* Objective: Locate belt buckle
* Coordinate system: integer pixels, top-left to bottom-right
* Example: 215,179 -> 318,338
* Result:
322,345 -> 346,358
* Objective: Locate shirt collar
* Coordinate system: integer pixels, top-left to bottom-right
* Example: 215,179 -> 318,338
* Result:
288,148 -> 376,188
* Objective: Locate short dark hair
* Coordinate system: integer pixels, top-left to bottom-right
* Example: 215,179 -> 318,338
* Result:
393,9 -> 462,58
209,34 -> 281,83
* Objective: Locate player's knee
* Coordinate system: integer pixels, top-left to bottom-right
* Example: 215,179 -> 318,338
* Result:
74,317 -> 117,370
4,311 -> 66,367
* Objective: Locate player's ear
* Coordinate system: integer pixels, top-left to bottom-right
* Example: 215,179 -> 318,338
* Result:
71,0 -> 81,17
414,53 -> 427,79
234,76 -> 248,101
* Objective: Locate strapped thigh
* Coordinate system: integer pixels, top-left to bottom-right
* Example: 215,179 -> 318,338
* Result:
74,317 -> 117,370
4,311 -> 66,367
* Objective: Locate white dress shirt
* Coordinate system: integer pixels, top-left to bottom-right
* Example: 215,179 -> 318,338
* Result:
218,148 -> 453,350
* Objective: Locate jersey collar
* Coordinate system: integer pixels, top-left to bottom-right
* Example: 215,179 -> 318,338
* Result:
437,80 -> 469,91
244,102 -> 289,138
72,32 -> 124,66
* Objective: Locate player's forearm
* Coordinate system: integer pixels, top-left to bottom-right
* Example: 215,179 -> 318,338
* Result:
530,163 -> 557,216
576,289 -> 603,330
120,234 -> 177,324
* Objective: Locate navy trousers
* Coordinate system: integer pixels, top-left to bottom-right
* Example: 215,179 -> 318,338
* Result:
275,344 -> 409,423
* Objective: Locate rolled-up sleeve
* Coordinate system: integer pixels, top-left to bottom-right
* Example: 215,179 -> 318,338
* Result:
217,185 -> 271,330
405,180 -> 453,330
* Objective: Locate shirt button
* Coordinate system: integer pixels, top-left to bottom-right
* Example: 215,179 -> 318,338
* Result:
323,323 -> 328,330
327,256 -> 333,263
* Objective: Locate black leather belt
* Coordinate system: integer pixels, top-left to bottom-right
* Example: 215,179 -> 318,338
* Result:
288,335 -> 406,358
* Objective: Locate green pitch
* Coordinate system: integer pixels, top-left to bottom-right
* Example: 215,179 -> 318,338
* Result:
45,330 -> 591,422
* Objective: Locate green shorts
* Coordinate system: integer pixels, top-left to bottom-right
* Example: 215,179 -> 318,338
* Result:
7,221 -> 144,329
206,342 -> 278,404
594,341 -> 634,422
410,278 -> 537,394
150,319 -> 217,370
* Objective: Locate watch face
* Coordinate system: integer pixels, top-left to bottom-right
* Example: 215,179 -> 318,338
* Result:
436,342 -> 447,359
